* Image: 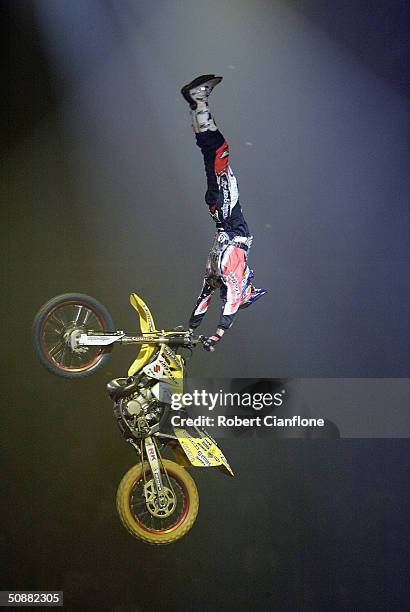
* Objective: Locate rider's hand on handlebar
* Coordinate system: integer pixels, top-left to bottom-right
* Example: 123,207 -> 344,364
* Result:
202,332 -> 223,352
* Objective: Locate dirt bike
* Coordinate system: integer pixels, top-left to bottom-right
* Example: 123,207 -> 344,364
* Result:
32,292 -> 233,545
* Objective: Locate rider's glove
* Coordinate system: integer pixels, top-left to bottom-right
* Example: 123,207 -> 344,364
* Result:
208,203 -> 220,223
202,331 -> 224,352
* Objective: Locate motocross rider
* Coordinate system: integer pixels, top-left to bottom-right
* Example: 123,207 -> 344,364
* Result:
181,74 -> 266,352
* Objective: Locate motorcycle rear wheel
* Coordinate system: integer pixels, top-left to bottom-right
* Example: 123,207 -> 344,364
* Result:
33,293 -> 114,378
116,459 -> 199,544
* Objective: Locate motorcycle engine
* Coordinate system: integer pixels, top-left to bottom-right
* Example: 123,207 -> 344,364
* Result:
124,398 -> 144,417
122,387 -> 164,428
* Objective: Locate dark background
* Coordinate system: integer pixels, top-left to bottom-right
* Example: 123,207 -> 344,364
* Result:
3,1 -> 409,610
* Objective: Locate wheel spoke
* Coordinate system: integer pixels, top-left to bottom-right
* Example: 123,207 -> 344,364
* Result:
48,341 -> 64,359
60,345 -> 68,366
49,314 -> 65,331
74,306 -> 84,324
53,307 -> 74,326
82,309 -> 91,325
45,325 -> 64,338
50,313 -> 65,326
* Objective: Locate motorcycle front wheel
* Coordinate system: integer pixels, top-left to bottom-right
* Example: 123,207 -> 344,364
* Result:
116,459 -> 199,545
33,293 -> 114,378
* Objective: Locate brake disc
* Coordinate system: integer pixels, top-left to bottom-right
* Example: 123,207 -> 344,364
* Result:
143,480 -> 177,518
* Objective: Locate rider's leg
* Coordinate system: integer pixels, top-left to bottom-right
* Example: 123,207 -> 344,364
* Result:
239,283 -> 268,309
181,74 -> 222,132
181,75 -> 235,212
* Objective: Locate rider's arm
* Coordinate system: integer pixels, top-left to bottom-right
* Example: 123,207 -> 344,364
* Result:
201,264 -> 242,350
203,302 -> 236,351
189,279 -> 216,332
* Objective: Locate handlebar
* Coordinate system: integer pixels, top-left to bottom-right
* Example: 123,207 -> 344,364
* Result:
120,331 -> 205,348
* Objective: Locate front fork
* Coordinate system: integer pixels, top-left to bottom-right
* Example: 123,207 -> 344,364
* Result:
143,436 -> 167,509
129,435 -> 177,518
